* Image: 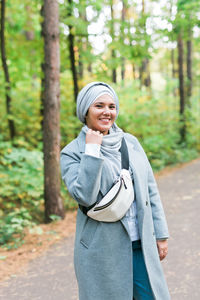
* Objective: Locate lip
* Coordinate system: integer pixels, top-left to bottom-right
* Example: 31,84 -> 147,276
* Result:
99,118 -> 111,123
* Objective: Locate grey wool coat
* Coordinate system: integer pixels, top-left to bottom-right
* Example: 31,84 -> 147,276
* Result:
60,130 -> 171,300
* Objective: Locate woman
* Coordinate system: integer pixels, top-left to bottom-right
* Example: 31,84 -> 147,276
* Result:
60,82 -> 170,300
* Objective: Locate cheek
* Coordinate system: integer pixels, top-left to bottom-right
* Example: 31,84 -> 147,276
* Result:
112,111 -> 117,119
86,109 -> 98,124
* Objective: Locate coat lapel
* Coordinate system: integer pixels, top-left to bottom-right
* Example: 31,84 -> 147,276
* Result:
123,138 -> 148,236
125,137 -> 148,208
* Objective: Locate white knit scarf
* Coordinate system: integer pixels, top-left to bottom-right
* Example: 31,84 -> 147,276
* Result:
81,123 -> 124,182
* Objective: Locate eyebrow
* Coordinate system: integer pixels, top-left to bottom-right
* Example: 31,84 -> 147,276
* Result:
94,102 -> 116,105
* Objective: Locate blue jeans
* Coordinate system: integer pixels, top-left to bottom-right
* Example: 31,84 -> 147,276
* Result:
132,241 -> 154,300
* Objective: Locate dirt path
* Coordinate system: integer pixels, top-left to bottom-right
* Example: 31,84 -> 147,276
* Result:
0,158 -> 200,300
159,158 -> 200,299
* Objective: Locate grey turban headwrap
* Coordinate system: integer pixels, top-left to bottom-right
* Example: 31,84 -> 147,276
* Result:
76,82 -> 119,123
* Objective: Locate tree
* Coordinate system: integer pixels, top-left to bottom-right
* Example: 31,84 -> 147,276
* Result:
40,4 -> 45,131
169,0 -> 176,79
186,29 -> 192,101
67,0 -> 79,103
174,0 -> 199,142
110,0 -> 117,83
121,0 -> 126,82
177,33 -> 185,142
0,0 -> 16,139
139,0 -> 151,88
42,0 -> 65,222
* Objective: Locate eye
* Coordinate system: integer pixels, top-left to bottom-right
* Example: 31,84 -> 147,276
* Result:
109,105 -> 116,109
95,104 -> 103,108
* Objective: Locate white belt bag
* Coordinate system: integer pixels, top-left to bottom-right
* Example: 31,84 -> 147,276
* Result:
81,138 -> 135,222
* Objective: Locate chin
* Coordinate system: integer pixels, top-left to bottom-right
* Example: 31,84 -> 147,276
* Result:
99,126 -> 111,135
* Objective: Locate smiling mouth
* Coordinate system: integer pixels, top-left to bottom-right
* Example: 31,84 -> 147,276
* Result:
99,118 -> 111,121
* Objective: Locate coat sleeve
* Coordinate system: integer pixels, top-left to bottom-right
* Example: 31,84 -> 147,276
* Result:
132,136 -> 169,239
60,148 -> 104,207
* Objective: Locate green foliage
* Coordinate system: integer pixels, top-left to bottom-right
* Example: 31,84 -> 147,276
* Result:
115,80 -> 199,170
0,207 -> 35,249
0,137 -> 44,248
0,0 -> 42,142
0,138 -> 44,213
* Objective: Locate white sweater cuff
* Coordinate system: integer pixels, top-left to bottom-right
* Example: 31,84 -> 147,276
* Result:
85,144 -> 100,158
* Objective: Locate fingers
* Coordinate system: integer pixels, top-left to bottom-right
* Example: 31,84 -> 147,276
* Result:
88,129 -> 103,135
159,248 -> 168,261
86,129 -> 103,145
157,240 -> 168,261
87,129 -> 103,137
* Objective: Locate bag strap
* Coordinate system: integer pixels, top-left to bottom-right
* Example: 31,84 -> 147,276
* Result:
119,137 -> 129,170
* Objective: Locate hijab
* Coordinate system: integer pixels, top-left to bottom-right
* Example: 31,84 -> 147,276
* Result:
76,82 -> 119,123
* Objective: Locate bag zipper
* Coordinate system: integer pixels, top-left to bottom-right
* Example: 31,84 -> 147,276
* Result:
94,175 -> 126,211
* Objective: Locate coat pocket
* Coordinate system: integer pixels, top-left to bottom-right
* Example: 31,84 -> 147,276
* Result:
80,217 -> 99,249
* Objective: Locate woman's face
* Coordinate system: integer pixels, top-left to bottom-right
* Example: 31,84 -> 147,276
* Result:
85,94 -> 117,135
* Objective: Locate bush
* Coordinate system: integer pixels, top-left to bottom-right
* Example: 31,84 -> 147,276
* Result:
0,207 -> 35,249
0,139 -> 44,216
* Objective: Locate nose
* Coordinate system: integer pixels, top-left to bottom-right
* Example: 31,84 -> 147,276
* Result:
102,106 -> 110,115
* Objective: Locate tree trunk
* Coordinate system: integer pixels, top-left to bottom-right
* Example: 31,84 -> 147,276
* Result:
0,0 -> 15,139
43,0 -> 65,223
121,0 -> 126,82
111,2 -> 117,83
88,64 -> 92,73
170,0 -> 176,79
68,0 -> 79,103
171,49 -> 176,78
177,34 -> 186,142
112,49 -> 117,84
171,48 -> 177,97
144,58 -> 151,87
186,37 -> 192,101
78,7 -> 87,80
40,5 -> 45,131
121,57 -> 125,82
140,0 -> 151,88
139,58 -> 151,88
78,55 -> 83,79
68,30 -> 79,102
132,64 -> 136,80
40,61 -> 45,131
77,37 -> 84,80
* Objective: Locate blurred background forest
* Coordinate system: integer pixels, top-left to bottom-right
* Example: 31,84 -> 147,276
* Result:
0,0 -> 200,249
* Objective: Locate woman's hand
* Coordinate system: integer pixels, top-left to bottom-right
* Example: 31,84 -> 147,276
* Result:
86,129 -> 103,145
157,239 -> 168,261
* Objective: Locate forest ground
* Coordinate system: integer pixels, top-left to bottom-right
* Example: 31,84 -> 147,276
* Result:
0,158 -> 200,299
